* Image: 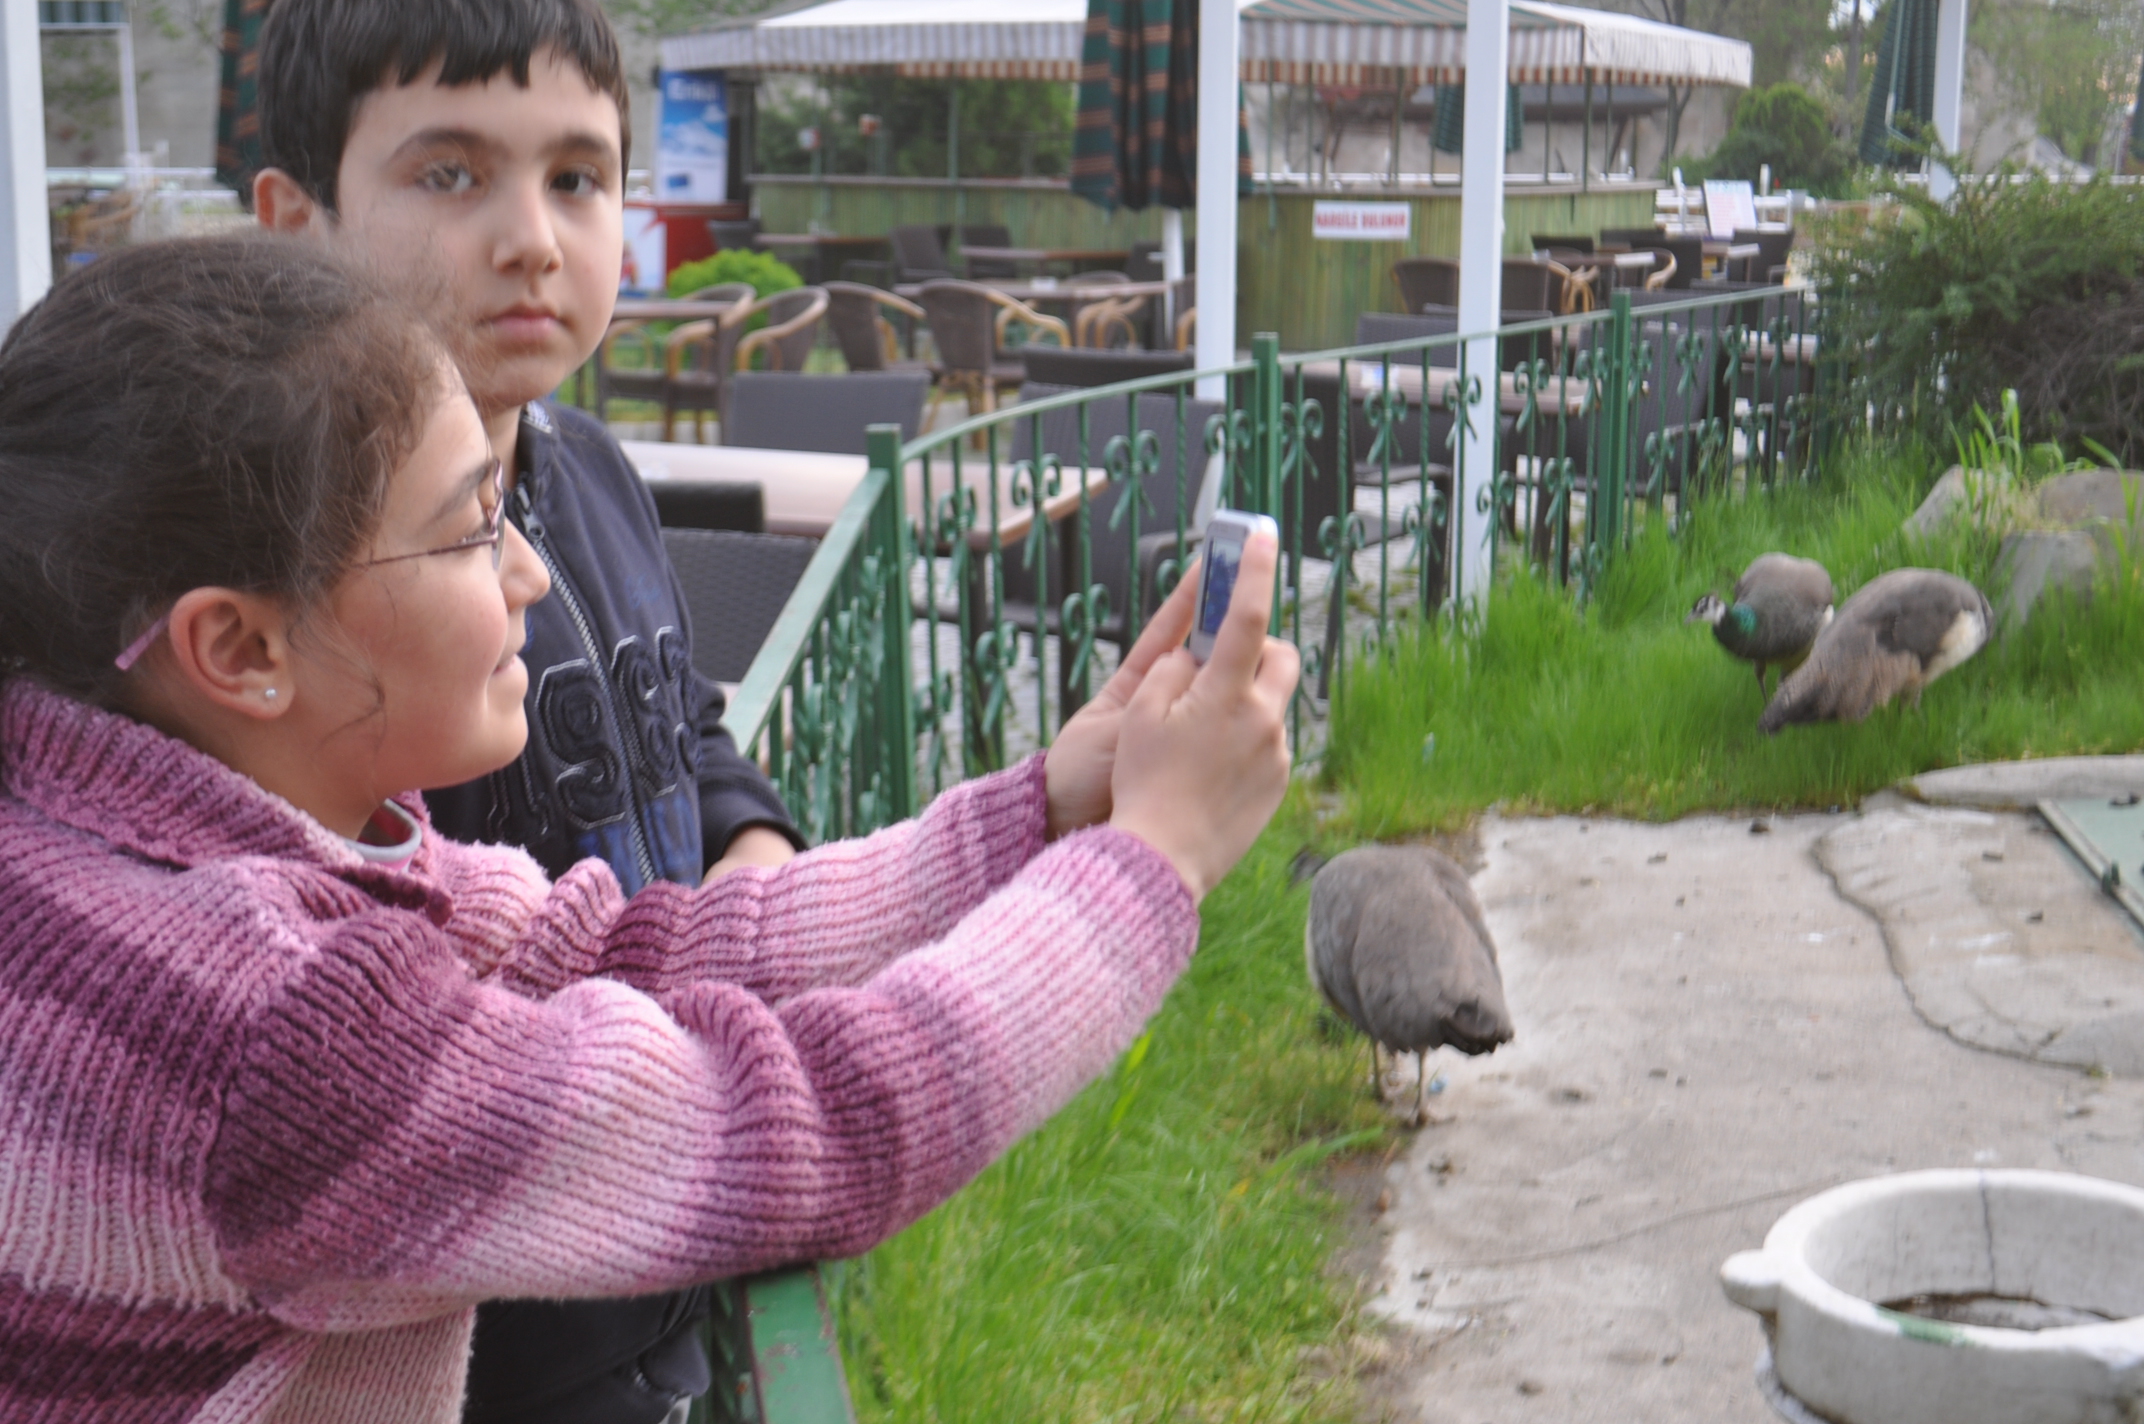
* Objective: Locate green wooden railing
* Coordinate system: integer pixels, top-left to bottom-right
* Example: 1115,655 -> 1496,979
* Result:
706,282 -> 1830,1419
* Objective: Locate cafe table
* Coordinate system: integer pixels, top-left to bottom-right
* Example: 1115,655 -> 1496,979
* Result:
1295,357 -> 1592,418
892,276 -> 1173,308
957,245 -> 1131,271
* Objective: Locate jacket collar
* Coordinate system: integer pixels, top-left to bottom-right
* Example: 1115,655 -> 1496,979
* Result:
0,680 -> 448,912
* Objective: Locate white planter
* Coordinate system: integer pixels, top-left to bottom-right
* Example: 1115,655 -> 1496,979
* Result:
1720,1170 -> 2144,1424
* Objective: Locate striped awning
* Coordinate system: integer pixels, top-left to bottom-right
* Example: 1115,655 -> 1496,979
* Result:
660,0 -> 1750,88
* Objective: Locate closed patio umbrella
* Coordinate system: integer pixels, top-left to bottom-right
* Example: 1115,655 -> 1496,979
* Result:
1430,80 -> 1523,154
2129,51 -> 2144,170
215,0 -> 268,200
1857,0 -> 1936,167
1071,0 -> 1201,211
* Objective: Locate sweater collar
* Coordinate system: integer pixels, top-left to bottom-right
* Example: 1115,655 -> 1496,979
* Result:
1,680 -> 442,895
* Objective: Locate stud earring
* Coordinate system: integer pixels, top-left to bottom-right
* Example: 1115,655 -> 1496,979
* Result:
262,687 -> 278,701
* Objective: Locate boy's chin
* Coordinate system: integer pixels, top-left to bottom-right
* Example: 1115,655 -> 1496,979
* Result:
469,345 -> 583,418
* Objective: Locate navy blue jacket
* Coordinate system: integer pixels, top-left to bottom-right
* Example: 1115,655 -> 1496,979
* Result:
431,402 -> 799,1424
427,401 -> 800,891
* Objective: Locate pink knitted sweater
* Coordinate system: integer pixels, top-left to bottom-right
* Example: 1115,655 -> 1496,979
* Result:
0,682 -> 1198,1423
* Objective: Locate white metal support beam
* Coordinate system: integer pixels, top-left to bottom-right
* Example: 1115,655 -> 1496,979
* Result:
1454,0 -> 1509,611
1929,0 -> 1967,199
1,0 -> 52,329
1194,0 -> 1237,400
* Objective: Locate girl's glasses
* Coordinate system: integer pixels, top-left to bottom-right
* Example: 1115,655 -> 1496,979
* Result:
116,458 -> 509,670
365,458 -> 507,570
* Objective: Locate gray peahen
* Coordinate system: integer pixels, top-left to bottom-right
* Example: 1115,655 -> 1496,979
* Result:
1687,553 -> 1836,697
1304,845 -> 1514,1124
1758,568 -> 1992,734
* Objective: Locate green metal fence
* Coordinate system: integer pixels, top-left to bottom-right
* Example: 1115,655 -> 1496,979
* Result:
706,281 -> 1827,1420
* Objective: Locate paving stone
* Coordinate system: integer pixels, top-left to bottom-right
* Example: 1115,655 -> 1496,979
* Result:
1902,756 -> 2144,810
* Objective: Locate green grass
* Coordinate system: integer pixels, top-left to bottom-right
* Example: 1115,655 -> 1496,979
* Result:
1325,443 -> 2144,836
834,821 -> 1393,1424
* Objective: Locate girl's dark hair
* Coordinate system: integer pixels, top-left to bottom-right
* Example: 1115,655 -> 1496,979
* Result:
257,0 -> 630,214
0,234 -> 444,704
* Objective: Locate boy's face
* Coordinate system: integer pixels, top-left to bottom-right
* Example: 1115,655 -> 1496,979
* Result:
318,49 -> 623,417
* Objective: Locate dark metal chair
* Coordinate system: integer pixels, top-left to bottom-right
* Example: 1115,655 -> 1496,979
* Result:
824,281 -> 928,373
890,225 -> 956,283
1602,230 -> 1702,290
1392,257 -> 1461,314
660,527 -> 819,685
708,218 -> 761,253
958,224 -> 1016,279
1019,347 -> 1193,387
1530,233 -> 1594,253
647,481 -> 765,534
721,371 -> 930,453
1730,228 -> 1795,283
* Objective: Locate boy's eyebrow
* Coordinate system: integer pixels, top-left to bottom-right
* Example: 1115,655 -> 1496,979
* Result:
389,126 -> 620,167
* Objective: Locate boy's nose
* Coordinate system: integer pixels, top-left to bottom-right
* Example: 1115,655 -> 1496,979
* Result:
501,522 -> 551,607
491,180 -> 563,276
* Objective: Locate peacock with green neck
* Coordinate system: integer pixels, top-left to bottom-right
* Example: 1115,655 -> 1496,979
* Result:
1687,553 -> 1836,697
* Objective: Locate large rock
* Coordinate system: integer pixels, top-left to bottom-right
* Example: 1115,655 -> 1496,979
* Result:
2036,467 -> 2144,528
1903,464 -> 2028,541
1994,527 -> 2108,628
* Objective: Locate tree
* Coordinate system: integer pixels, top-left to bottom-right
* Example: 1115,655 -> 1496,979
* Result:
1586,0 -> 1832,165
1682,82 -> 1853,194
756,76 -> 1076,179
1971,0 -> 2144,166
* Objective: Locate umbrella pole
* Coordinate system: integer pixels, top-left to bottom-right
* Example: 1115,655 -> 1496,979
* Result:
948,84 -> 963,232
1390,75 -> 1404,186
1583,73 -> 1592,191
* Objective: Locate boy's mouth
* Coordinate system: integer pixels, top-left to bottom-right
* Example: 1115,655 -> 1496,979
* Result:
486,304 -> 563,343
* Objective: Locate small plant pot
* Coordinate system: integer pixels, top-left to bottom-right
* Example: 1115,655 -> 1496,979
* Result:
1720,1170 -> 2144,1424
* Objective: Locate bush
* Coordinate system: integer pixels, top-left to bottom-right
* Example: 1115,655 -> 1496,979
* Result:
1817,175 -> 2144,465
665,248 -> 802,301
1682,84 -> 1853,197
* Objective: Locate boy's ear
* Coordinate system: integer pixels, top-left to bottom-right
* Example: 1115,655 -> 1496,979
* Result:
254,169 -> 332,236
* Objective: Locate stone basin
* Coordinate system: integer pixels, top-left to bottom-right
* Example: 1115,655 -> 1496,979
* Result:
1720,1170 -> 2144,1424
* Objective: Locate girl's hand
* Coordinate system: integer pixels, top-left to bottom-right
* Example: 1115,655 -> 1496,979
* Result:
1043,562 -> 1200,841
1107,531 -> 1297,902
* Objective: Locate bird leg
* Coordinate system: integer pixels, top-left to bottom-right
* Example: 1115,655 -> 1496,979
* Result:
1753,662 -> 1769,698
1366,1038 -> 1380,1097
1414,1053 -> 1431,1125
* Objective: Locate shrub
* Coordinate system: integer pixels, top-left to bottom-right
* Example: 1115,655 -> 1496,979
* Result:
1682,84 -> 1853,197
665,248 -> 802,301
1817,175 -> 2144,465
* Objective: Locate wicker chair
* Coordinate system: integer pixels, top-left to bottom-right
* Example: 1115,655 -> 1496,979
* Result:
914,279 -> 1068,417
595,282 -> 754,422
721,371 -> 930,453
958,224 -> 1017,278
890,225 -> 956,283
663,286 -> 829,442
1393,257 -> 1462,314
1062,272 -> 1148,348
824,281 -> 928,373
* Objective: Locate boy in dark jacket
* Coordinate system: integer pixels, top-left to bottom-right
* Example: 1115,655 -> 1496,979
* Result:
252,2 -> 802,1418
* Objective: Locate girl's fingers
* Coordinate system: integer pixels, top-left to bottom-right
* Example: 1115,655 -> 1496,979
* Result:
1198,533 -> 1279,693
1093,558 -> 1200,708
1253,636 -> 1302,710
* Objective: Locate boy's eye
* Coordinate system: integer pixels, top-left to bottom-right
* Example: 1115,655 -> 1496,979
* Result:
418,163 -> 477,195
552,168 -> 605,199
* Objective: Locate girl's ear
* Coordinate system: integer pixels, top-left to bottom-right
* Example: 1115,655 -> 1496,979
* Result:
162,587 -> 296,721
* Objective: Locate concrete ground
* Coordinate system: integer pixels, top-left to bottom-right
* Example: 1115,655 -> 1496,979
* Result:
1357,772 -> 2144,1424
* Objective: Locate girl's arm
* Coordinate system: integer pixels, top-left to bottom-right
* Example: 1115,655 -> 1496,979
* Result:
444,755 -> 1051,1006
203,821 -> 1195,1331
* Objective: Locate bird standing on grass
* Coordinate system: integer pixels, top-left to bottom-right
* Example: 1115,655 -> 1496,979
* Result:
1758,568 -> 1992,734
1687,553 -> 1836,697
1304,845 -> 1514,1125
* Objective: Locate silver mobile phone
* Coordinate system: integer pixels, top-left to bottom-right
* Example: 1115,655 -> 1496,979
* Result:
1188,510 -> 1278,663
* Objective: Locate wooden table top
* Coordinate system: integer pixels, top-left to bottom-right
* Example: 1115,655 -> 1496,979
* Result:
610,297 -> 743,323
622,439 -> 1110,547
893,277 -> 1174,305
754,233 -> 889,249
959,246 -> 1132,267
1296,358 -> 1591,418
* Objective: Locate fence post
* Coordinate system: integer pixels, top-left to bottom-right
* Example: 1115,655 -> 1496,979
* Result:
1250,332 -> 1283,519
1595,292 -> 1635,564
866,424 -> 918,820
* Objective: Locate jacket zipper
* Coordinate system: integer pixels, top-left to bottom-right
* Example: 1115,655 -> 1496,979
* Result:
515,482 -> 661,891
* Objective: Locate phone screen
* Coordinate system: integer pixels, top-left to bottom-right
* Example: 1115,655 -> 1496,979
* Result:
1198,533 -> 1241,638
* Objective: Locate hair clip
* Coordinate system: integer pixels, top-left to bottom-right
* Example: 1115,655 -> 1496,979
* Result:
114,614 -> 170,672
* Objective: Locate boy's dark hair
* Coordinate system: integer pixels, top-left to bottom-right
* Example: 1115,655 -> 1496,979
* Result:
0,235 -> 443,704
257,0 -> 630,213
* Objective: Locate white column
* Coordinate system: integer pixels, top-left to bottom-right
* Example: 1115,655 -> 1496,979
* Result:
0,0 -> 51,330
116,21 -> 143,174
1928,0 -> 1968,200
1454,0 -> 1508,610
1193,0 -> 1238,400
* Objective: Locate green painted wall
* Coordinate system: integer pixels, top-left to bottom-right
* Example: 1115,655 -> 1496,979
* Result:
1236,186 -> 1662,350
753,176 -> 1659,352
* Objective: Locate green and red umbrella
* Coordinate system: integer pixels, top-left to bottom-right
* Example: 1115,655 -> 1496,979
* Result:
214,0 -> 269,199
1857,0 -> 1938,168
1071,0 -> 1247,213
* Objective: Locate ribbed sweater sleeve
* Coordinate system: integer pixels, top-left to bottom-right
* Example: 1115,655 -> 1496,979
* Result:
200,816 -> 1196,1333
455,755 -> 1053,1005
